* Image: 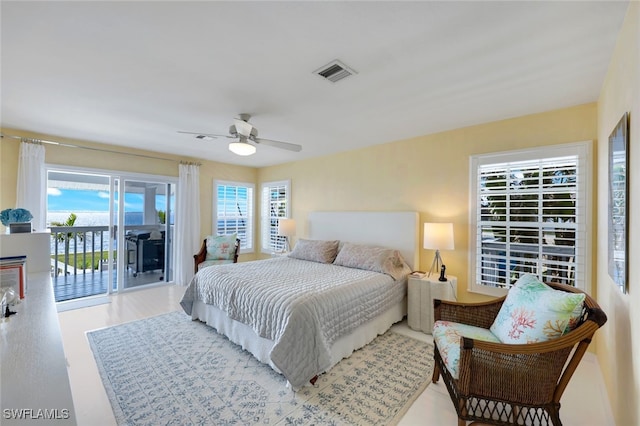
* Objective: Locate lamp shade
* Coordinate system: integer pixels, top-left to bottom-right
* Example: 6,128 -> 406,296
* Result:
423,222 -> 454,250
277,218 -> 296,237
228,140 -> 256,156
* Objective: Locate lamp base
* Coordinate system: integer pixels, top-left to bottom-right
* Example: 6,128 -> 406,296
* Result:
428,250 -> 449,281
428,250 -> 443,277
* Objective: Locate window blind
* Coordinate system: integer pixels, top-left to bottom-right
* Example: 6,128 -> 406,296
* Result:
260,180 -> 290,253
215,181 -> 254,251
474,153 -> 585,290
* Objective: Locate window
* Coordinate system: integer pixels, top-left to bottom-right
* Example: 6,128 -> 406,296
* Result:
214,180 -> 254,252
260,180 -> 290,253
469,142 -> 591,296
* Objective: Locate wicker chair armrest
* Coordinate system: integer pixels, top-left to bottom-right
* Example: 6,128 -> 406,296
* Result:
193,239 -> 207,274
455,314 -> 604,403
232,238 -> 240,263
433,298 -> 505,329
456,339 -> 572,405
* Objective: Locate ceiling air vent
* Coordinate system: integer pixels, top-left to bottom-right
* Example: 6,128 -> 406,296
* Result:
314,60 -> 357,83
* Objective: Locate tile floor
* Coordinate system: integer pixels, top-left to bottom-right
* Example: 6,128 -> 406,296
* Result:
57,284 -> 614,425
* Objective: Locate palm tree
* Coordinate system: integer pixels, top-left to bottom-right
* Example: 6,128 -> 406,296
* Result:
50,213 -> 84,271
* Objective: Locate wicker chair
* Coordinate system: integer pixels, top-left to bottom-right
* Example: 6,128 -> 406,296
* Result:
431,282 -> 607,426
193,237 -> 240,274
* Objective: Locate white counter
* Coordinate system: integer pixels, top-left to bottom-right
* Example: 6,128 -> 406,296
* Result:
0,272 -> 76,424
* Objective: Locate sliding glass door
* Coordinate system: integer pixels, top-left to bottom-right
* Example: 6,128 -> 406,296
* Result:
47,166 -> 175,301
116,178 -> 174,291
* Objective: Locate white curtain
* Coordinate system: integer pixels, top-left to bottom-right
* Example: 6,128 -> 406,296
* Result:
174,163 -> 201,286
16,141 -> 46,231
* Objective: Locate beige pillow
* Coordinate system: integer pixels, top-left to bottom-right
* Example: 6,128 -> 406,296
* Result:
333,242 -> 411,280
288,239 -> 340,263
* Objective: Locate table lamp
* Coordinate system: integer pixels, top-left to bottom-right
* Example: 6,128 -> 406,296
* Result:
423,222 -> 454,280
277,218 -> 296,252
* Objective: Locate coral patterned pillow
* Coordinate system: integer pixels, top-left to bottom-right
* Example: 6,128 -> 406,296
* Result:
489,274 -> 585,344
205,234 -> 237,261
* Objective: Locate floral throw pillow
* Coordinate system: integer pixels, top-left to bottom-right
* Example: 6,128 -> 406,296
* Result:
489,274 -> 585,344
205,234 -> 237,261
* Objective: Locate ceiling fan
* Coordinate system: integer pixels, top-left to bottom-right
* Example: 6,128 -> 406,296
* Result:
178,114 -> 302,156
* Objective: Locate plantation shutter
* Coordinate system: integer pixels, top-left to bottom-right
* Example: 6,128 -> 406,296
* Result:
474,152 -> 586,290
260,180 -> 290,253
215,181 -> 253,251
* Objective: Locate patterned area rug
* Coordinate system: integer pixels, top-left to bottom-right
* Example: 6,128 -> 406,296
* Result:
87,311 -> 433,425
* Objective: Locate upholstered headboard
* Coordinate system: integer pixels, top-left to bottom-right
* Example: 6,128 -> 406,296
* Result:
307,211 -> 420,270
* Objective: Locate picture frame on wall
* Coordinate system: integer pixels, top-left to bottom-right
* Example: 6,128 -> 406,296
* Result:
607,112 -> 629,294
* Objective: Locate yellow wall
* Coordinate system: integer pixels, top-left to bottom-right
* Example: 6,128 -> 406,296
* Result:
596,2 -> 639,425
259,103 -> 598,303
0,135 -> 20,221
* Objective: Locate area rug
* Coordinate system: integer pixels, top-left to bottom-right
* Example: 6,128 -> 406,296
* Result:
87,311 -> 433,425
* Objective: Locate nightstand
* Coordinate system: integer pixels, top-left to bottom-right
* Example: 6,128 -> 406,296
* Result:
407,274 -> 457,334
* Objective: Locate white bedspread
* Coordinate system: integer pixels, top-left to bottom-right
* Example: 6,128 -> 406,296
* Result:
180,257 -> 406,389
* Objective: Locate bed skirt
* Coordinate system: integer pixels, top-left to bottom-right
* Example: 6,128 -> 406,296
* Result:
190,297 -> 407,387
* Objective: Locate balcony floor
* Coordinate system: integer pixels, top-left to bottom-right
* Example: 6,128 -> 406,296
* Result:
53,269 -> 165,302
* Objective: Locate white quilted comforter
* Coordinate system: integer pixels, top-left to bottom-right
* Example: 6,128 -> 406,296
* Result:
180,256 -> 406,389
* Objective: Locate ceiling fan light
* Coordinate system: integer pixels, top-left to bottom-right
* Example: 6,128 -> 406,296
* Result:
229,141 -> 256,156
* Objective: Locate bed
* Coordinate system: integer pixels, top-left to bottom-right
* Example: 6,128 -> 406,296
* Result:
180,211 -> 419,389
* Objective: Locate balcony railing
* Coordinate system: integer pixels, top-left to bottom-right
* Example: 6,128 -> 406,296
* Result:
50,224 -> 169,274
50,225 -> 110,276
480,240 -> 576,288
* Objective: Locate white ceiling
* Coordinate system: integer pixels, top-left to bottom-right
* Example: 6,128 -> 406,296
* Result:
0,1 -> 629,167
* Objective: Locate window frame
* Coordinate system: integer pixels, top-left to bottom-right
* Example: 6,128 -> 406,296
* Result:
468,141 -> 592,297
260,179 -> 291,254
213,180 -> 255,254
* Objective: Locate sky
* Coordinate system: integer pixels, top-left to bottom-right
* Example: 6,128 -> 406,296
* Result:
47,188 -> 166,212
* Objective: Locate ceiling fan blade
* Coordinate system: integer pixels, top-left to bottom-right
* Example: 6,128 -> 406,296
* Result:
233,118 -> 254,138
252,137 -> 302,152
177,131 -> 233,139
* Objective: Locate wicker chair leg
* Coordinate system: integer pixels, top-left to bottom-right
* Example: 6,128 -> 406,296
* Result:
509,404 -> 516,423
549,407 -> 563,426
431,363 -> 441,383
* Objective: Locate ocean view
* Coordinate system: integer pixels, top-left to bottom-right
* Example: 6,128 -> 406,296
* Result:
45,187 -> 170,257
47,211 -> 151,256
47,211 -> 146,227
48,211 -> 111,227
